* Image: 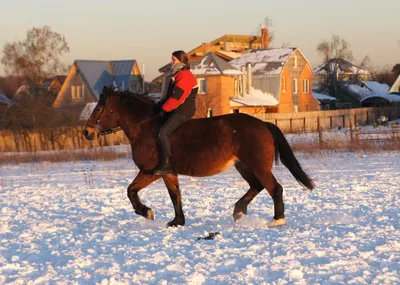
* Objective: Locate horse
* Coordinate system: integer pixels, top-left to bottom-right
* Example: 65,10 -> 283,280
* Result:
82,86 -> 314,227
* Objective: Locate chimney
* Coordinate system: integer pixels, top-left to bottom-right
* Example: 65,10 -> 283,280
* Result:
261,28 -> 270,49
247,63 -> 252,95
241,66 -> 247,96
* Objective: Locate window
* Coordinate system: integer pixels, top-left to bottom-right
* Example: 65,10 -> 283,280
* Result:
293,56 -> 298,68
303,79 -> 310,94
282,76 -> 286,92
198,78 -> 207,94
293,78 -> 298,94
71,85 -> 84,100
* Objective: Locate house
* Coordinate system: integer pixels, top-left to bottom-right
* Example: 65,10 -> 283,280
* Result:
312,92 -> 336,110
0,88 -> 13,111
190,52 -> 242,117
313,58 -> 370,87
153,29 -> 272,85
53,60 -> 143,113
47,75 -> 67,94
230,48 -> 319,113
389,73 -> 400,93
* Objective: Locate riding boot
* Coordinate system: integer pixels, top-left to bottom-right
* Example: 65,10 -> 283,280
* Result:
153,155 -> 173,175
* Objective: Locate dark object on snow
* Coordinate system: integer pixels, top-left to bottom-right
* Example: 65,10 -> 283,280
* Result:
377,116 -> 388,127
82,86 -> 315,228
197,232 -> 221,241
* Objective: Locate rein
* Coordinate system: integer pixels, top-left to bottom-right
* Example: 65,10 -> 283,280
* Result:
97,114 -> 160,136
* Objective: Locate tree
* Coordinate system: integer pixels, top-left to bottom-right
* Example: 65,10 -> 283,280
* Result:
1,26 -> 69,85
317,34 -> 353,62
392,64 -> 400,77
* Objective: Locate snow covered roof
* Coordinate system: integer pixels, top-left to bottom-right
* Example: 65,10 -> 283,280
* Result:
313,58 -> 370,75
345,81 -> 389,100
312,92 -> 336,102
229,48 -> 296,75
230,87 -> 278,107
361,93 -> 400,104
191,53 -> 242,76
0,90 -> 12,105
75,60 -> 136,100
79,102 -> 97,121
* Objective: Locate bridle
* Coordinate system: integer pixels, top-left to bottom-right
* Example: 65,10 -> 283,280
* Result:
87,93 -> 160,136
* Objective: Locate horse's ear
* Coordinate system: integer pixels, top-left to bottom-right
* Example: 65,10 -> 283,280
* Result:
103,86 -> 109,93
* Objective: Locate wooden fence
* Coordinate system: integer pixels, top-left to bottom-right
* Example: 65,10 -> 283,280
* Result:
254,105 -> 400,133
351,123 -> 400,143
1,105 -> 399,152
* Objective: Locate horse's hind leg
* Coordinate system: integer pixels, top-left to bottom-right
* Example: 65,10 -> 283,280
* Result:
233,161 -> 264,221
127,171 -> 161,220
163,174 -> 185,227
256,172 -> 286,227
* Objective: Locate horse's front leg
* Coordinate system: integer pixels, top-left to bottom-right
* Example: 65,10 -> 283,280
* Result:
127,171 -> 161,220
163,174 -> 185,227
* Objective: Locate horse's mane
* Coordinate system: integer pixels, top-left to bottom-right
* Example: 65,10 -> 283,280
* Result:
115,90 -> 157,110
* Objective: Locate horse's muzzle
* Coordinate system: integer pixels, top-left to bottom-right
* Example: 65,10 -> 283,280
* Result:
82,129 -> 96,140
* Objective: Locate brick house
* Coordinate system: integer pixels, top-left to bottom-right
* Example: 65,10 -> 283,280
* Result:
230,48 -> 319,113
153,29 -> 272,85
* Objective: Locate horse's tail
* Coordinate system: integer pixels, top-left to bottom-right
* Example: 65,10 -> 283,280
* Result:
266,122 -> 315,190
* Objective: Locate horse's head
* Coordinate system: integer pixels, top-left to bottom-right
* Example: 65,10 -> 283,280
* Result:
82,86 -> 120,140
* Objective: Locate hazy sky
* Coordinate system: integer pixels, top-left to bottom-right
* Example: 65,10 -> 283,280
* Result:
0,0 -> 399,80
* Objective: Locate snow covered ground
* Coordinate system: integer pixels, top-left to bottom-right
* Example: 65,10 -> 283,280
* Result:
0,151 -> 399,284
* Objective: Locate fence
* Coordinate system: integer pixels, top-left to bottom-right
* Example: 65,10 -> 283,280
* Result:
351,123 -> 400,143
254,105 -> 400,133
1,105 -> 400,152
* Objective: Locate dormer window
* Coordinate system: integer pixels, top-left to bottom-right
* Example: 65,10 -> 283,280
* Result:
71,85 -> 84,101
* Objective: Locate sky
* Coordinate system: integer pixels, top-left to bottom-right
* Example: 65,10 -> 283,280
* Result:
0,0 -> 399,81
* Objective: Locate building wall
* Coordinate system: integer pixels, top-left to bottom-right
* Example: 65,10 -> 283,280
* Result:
194,76 -> 235,118
279,50 -> 319,113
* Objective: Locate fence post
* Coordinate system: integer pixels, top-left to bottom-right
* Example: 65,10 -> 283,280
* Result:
367,111 -> 369,125
303,117 -> 306,131
343,115 -> 345,128
290,118 -> 292,133
317,116 -> 320,132
275,119 -> 278,126
354,113 -> 357,126
330,116 -> 333,129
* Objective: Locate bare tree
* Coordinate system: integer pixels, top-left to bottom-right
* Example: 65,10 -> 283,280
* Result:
1,26 -> 69,85
317,34 -> 353,62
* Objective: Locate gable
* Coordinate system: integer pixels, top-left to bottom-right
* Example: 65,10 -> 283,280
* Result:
389,74 -> 400,93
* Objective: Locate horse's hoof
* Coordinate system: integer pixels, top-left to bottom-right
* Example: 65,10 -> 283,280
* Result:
233,211 -> 244,222
145,208 -> 155,220
267,218 -> 287,228
167,218 -> 185,227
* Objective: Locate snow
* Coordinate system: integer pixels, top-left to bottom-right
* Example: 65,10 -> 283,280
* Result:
1,147 -> 399,284
191,53 -> 242,76
230,87 -> 278,106
230,48 -> 295,75
79,102 -> 97,121
312,92 -> 336,101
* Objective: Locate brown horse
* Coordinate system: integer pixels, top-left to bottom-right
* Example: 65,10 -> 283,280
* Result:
82,87 -> 314,227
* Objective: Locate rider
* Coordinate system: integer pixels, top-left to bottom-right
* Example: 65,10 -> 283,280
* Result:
153,50 -> 199,175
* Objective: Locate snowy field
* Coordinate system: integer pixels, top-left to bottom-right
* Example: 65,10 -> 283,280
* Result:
0,151 -> 399,284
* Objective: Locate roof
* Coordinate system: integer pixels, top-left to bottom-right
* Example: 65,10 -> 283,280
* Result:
191,53 -> 242,76
79,102 -> 97,121
229,48 -> 296,75
312,92 -> 336,102
230,87 -> 278,107
0,90 -> 12,105
361,93 -> 400,104
313,58 -> 370,75
75,60 -> 136,100
389,73 -> 400,93
345,80 -> 389,100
